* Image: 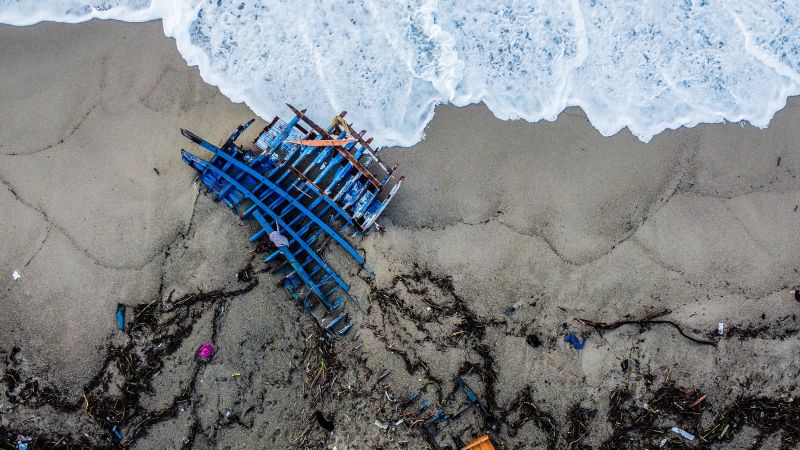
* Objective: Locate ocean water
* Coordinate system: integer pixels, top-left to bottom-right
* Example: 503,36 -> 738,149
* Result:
1,0 -> 799,147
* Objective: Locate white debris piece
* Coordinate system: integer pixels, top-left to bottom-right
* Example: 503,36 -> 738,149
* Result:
12,271 -> 21,281
374,420 -> 388,430
671,427 -> 695,441
718,322 -> 725,335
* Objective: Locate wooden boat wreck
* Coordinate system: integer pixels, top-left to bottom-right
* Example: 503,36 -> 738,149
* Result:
180,104 -> 403,336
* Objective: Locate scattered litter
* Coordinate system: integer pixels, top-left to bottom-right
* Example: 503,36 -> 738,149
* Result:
717,322 -> 724,335
111,425 -> 122,441
196,343 -> 216,361
658,437 -> 668,447
116,304 -> 126,331
670,427 -> 695,441
12,271 -> 21,281
231,371 -> 241,377
394,418 -> 404,426
268,230 -> 290,247
153,167 -> 160,175
16,435 -> 31,450
407,378 -> 485,436
462,434 -> 495,450
374,419 -> 389,430
564,333 -> 585,350
377,371 -> 391,382
691,394 -> 707,408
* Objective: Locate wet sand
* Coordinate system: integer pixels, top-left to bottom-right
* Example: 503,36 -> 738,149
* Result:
1,20 -> 799,449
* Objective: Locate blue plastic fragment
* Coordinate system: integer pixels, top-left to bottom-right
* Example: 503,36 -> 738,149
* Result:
111,425 -> 123,441
671,426 -> 695,441
564,333 -> 585,350
116,304 -> 126,331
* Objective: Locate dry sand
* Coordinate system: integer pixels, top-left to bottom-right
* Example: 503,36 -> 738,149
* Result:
1,20 -> 799,450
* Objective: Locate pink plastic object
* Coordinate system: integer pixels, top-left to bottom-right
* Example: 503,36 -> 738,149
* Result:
197,343 -> 215,361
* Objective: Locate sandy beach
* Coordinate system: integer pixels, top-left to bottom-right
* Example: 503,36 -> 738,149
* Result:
1,20 -> 799,449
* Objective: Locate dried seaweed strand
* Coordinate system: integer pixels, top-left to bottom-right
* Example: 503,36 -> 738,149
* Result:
575,309 -> 717,346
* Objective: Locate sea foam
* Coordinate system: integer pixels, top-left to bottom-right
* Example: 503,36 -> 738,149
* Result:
1,0 -> 799,147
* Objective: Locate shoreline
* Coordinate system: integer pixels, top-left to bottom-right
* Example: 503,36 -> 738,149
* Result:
1,19 -> 799,449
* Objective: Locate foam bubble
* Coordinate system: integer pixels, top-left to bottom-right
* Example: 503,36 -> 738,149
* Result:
1,0 -> 798,146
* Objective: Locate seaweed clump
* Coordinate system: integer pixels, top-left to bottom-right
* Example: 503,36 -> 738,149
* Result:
1,281 -> 257,448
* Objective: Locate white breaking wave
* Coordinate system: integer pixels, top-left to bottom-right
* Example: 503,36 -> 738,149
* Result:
1,0 -> 799,146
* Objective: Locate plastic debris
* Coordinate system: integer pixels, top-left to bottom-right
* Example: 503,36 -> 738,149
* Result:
658,437 -> 668,447
16,435 -> 31,450
671,427 -> 695,441
564,333 -> 585,350
717,322 -> 725,335
377,371 -> 391,382
197,343 -> 216,361
374,419 -> 389,430
269,230 -> 290,247
111,425 -> 122,441
116,304 -> 126,331
232,371 -> 241,377
394,418 -> 404,426
12,271 -> 21,281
